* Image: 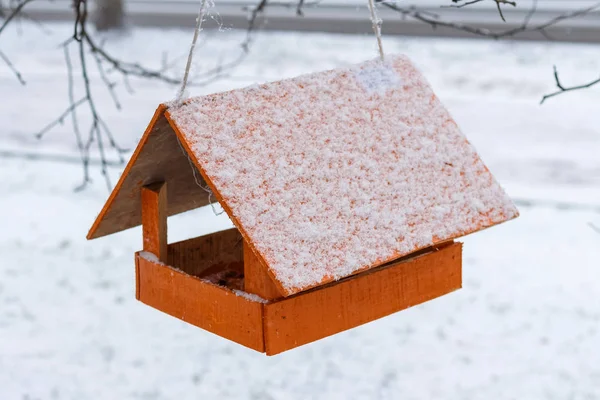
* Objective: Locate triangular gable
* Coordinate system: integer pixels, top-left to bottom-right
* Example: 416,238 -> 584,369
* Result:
166,55 -> 519,296
87,106 -> 211,239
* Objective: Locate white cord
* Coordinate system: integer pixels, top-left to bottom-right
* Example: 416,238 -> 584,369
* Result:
367,0 -> 385,61
176,0 -> 209,102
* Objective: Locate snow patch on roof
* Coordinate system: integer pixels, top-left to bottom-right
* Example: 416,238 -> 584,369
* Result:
167,54 -> 519,295
355,62 -> 401,94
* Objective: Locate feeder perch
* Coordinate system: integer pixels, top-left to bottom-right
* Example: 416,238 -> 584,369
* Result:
87,55 -> 518,355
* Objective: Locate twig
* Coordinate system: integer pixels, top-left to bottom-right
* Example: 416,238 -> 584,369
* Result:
0,49 -> 25,84
377,0 -> 600,40
0,0 -> 34,35
35,98 -> 87,139
244,0 -> 322,44
541,65 -> 600,104
6,0 -> 599,191
64,44 -> 90,186
449,0 -> 486,8
296,0 -> 305,16
32,0 -> 252,191
85,34 -> 181,84
0,0 -> 37,83
245,0 -> 269,48
91,49 -> 121,110
448,0 -> 516,22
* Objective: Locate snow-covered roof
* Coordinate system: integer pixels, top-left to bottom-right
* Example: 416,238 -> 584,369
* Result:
165,54 -> 519,296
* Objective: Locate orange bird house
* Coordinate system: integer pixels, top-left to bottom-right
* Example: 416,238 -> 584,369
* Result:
87,55 -> 518,355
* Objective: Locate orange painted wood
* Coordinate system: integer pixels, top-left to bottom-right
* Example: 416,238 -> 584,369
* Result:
243,241 -> 284,301
168,228 -> 243,278
87,106 -> 211,240
135,253 -> 266,352
263,241 -> 462,355
141,182 -> 168,263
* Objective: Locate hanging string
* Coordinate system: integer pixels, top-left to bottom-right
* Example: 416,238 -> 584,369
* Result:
176,0 -> 209,102
367,0 -> 385,61
174,133 -> 225,216
171,0 -> 227,216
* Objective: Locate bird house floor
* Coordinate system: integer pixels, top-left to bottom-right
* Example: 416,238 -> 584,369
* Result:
135,229 -> 462,355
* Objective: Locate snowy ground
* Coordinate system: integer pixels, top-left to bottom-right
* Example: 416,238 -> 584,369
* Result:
1,23 -> 600,400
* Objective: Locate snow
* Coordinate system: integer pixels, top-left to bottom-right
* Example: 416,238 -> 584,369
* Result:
355,62 -> 401,94
233,290 -> 268,304
1,22 -> 600,400
139,250 -> 165,265
167,55 -> 518,294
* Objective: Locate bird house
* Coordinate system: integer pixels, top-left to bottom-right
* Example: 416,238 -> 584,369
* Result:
87,55 -> 518,355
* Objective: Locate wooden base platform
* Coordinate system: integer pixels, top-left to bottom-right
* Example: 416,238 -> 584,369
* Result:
135,236 -> 462,356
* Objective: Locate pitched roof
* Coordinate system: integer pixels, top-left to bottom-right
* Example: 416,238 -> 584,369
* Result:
164,55 -> 519,296
88,55 -> 518,296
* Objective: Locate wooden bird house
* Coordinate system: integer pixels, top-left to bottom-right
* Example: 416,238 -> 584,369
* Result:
87,55 -> 518,355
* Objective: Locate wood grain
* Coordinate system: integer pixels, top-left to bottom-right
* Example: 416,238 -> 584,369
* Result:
141,182 -> 168,262
243,241 -> 284,301
167,228 -> 243,278
87,106 -> 211,240
263,241 -> 462,355
136,252 -> 265,352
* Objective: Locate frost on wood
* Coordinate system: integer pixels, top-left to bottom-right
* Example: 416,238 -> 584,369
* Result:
167,55 -> 519,294
139,251 -> 166,266
233,290 -> 268,304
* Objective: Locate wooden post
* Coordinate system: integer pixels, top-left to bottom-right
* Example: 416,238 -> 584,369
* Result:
243,241 -> 283,301
141,182 -> 168,263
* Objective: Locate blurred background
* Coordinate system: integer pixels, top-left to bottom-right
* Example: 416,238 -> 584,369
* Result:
1,1 -> 599,399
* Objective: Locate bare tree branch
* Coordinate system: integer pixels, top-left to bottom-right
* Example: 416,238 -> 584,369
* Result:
244,0 -> 323,40
541,65 -> 600,104
240,0 -> 600,103
0,0 -> 36,83
0,48 -> 25,84
375,0 -> 600,40
3,0 -> 600,190
0,0 -> 35,35
35,97 -> 87,140
91,48 -> 121,110
447,0 -> 516,22
379,0 -> 600,100
30,0 -> 254,190
296,0 -> 306,16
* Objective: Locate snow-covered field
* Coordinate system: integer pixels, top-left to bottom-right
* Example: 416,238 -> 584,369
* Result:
1,23 -> 600,399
